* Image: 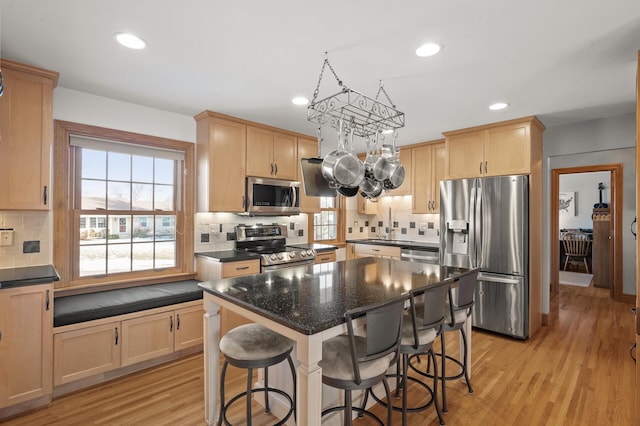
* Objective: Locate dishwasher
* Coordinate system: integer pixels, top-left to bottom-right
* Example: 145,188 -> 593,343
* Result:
400,247 -> 439,264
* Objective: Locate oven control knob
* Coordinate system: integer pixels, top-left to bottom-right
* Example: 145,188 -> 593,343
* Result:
308,250 -> 315,256
300,251 -> 306,257
290,252 -> 296,258
277,253 -> 284,260
270,254 -> 278,261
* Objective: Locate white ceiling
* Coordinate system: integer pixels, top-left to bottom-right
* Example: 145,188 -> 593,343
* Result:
1,0 -> 639,149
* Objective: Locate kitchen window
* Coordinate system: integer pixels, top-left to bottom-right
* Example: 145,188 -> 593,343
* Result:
54,121 -> 195,288
311,196 -> 344,244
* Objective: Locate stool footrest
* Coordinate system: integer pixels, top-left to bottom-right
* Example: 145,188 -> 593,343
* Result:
221,387 -> 294,426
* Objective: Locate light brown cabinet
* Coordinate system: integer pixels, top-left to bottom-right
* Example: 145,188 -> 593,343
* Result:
0,283 -> 53,409
0,60 -> 58,210
246,126 -> 297,180
297,137 -> 321,213
52,301 -> 203,387
315,250 -> 337,264
357,197 -> 378,215
195,112 -> 247,212
412,142 -> 445,214
444,118 -> 543,179
352,243 -> 401,260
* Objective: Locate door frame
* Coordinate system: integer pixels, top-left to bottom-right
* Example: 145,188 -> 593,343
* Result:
550,164 -> 627,302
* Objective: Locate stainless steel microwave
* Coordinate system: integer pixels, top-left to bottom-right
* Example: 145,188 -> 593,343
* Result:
244,176 -> 300,216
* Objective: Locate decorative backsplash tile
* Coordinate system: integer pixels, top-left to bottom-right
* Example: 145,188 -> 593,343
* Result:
0,211 -> 51,269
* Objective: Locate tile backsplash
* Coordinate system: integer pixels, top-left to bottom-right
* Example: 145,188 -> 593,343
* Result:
194,212 -> 308,253
0,211 -> 52,268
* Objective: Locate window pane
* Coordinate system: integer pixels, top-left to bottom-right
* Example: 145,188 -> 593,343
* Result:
155,215 -> 175,240
108,215 -> 130,242
155,159 -> 174,184
108,152 -> 131,181
132,183 -> 153,210
108,181 -> 131,210
82,149 -> 106,180
79,245 -> 106,276
155,185 -> 174,211
133,215 -> 154,241
155,241 -> 175,269
108,243 -> 131,274
80,215 -> 106,244
132,155 -> 154,183
81,179 -> 106,209
132,243 -> 154,271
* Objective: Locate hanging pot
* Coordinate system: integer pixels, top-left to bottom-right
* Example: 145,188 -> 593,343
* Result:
359,177 -> 383,199
337,185 -> 359,197
383,159 -> 405,189
321,123 -> 364,188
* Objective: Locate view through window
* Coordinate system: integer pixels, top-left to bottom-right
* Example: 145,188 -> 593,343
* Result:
313,196 -> 338,241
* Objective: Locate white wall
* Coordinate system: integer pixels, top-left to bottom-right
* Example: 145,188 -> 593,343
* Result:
542,113 -> 636,313
558,171 -> 610,230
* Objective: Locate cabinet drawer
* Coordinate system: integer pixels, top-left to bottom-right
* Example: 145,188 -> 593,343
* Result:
222,260 -> 260,278
315,251 -> 337,264
354,244 -> 401,258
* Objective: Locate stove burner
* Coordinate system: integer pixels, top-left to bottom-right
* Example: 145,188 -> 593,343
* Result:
235,224 -> 316,268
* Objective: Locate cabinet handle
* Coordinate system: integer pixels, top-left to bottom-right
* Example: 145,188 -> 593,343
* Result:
115,327 -> 119,345
236,266 -> 250,271
0,329 -> 2,343
45,289 -> 50,311
242,195 -> 246,210
479,162 -> 483,174
43,186 -> 48,205
177,314 -> 181,330
270,163 -> 274,175
372,248 -> 380,252
484,161 -> 488,174
170,316 -> 174,332
274,163 -> 278,175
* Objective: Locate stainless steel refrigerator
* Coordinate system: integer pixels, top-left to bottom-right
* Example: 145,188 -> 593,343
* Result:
439,175 -> 529,339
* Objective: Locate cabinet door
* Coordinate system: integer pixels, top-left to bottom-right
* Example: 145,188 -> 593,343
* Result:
0,284 -> 53,408
358,198 -> 378,215
346,243 -> 357,260
121,311 -> 174,366
412,145 -> 434,214
444,131 -> 485,179
174,306 -> 204,351
315,250 -> 337,264
431,143 -> 446,213
246,126 -> 275,178
196,116 -> 246,212
297,137 -> 321,213
0,62 -> 56,210
53,323 -> 121,386
484,123 -> 531,176
273,132 -> 297,180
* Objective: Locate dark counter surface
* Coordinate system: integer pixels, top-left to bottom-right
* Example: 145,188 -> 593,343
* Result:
195,250 -> 261,262
287,243 -> 337,253
347,239 -> 439,250
199,257 -> 474,335
0,264 -> 60,289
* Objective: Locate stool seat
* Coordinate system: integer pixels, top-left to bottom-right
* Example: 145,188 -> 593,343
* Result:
220,323 -> 294,363
320,335 -> 395,383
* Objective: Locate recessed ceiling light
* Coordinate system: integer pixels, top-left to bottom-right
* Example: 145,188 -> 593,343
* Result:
415,42 -> 441,57
291,97 -> 309,106
381,129 -> 394,134
489,102 -> 509,110
115,33 -> 146,50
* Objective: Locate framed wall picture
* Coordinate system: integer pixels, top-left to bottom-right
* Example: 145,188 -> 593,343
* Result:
559,191 -> 575,216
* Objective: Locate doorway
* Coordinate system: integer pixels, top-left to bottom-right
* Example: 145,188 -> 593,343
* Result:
550,164 -> 626,302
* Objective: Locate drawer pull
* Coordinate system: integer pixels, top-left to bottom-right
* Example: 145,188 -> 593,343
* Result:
177,314 -> 181,330
115,327 -> 119,345
46,289 -> 50,311
170,316 -> 174,332
236,266 -> 250,271
372,249 -> 380,252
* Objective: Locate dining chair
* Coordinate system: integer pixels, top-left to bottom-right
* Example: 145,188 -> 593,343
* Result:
217,323 -> 296,426
363,283 -> 449,425
561,230 -> 591,273
319,294 -> 408,425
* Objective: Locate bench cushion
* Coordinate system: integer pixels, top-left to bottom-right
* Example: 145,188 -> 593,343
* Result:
54,280 -> 203,327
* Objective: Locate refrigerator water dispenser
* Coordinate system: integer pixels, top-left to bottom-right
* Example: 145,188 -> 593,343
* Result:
445,220 -> 469,255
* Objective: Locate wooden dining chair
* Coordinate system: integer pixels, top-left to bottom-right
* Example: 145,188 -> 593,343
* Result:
561,230 -> 592,273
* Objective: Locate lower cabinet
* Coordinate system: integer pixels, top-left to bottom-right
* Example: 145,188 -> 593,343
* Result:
53,301 -> 203,387
352,243 -> 401,260
0,283 -> 53,410
314,250 -> 337,264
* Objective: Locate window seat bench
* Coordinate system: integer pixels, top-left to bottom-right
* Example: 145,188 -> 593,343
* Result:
54,280 -> 202,327
52,280 -> 204,396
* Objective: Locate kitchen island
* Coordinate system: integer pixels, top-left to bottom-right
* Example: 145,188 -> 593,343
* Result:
199,257 -> 476,425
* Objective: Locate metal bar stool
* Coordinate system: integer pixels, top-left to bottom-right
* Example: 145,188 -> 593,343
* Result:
218,323 -> 296,426
410,271 -> 477,413
319,294 -> 408,426
363,283 -> 449,425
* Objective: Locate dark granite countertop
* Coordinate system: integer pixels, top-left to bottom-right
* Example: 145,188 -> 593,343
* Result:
195,250 -> 261,262
199,258 -> 474,335
347,239 -> 439,251
287,243 -> 337,253
0,264 -> 60,289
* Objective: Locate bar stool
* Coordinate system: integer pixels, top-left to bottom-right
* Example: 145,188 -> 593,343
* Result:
319,295 -> 408,425
218,323 -> 296,426
363,284 -> 448,425
410,271 -> 477,413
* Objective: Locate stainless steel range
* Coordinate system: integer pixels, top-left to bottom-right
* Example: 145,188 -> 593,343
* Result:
235,224 -> 316,271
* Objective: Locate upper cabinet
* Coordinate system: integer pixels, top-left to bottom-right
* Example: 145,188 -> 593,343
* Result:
195,112 -> 247,212
412,141 -> 445,214
0,59 -> 58,210
296,137 -> 321,213
444,117 -> 544,179
246,126 -> 297,180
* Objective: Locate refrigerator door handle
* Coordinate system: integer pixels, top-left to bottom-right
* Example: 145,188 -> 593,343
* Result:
477,273 -> 522,285
474,182 -> 483,268
469,185 -> 477,268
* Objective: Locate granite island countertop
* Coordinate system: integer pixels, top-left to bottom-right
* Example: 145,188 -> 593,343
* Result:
0,264 -> 60,289
199,257 -> 474,335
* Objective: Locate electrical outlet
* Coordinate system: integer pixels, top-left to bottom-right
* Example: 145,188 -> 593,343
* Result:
0,229 -> 14,246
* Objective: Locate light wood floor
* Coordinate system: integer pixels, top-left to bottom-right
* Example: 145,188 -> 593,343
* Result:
2,284 -> 635,425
